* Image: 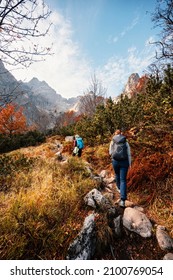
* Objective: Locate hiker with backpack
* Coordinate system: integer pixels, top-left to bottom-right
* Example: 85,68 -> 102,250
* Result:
109,129 -> 131,208
72,135 -> 84,157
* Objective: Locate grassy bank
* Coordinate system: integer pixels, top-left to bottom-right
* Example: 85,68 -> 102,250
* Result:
0,147 -> 97,259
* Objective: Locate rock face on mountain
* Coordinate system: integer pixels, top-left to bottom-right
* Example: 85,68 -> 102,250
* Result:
113,73 -> 149,104
0,60 -> 78,130
26,78 -> 78,113
123,73 -> 140,98
113,73 -> 140,103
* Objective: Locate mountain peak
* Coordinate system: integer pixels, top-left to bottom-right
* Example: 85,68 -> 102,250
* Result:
29,77 -> 40,83
28,77 -> 47,87
123,73 -> 140,98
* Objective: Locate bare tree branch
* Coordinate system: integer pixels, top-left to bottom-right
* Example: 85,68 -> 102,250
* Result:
0,0 -> 52,66
152,0 -> 173,62
79,73 -> 107,116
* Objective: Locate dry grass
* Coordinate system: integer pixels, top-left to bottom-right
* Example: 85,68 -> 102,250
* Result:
0,134 -> 172,260
0,145 -> 97,259
147,178 -> 173,235
82,143 -> 111,172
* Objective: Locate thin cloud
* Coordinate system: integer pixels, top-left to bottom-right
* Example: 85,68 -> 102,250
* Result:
109,15 -> 139,44
121,15 -> 139,37
107,34 -> 119,44
7,10 -> 92,98
145,36 -> 155,46
97,40 -> 155,97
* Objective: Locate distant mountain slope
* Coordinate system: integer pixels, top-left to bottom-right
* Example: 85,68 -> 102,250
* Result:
0,60 -> 79,130
26,78 -> 78,113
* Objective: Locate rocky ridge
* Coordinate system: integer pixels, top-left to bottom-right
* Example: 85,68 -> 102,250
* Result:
113,73 -> 148,103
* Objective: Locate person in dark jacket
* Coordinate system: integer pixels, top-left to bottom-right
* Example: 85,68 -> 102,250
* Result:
109,129 -> 131,208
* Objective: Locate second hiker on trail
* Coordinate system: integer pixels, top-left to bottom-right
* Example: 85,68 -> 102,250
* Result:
73,135 -> 84,157
109,129 -> 131,208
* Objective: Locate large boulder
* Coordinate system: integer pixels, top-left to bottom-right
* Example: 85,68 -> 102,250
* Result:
156,225 -> 173,251
66,213 -> 96,260
84,188 -> 118,220
84,188 -> 112,209
123,207 -> 152,238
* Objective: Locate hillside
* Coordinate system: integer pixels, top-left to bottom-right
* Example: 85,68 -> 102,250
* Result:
0,128 -> 172,260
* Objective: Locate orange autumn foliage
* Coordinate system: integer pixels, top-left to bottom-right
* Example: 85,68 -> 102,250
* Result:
127,151 -> 173,190
59,110 -> 83,127
135,75 -> 149,93
0,103 -> 27,136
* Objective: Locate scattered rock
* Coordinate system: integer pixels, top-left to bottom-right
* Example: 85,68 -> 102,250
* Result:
123,207 -> 152,238
84,188 -> 118,220
66,213 -> 96,260
163,252 -> 173,260
113,215 -> 122,237
156,225 -> 173,251
55,151 -> 63,161
84,188 -> 115,212
65,136 -> 74,142
99,170 -> 107,178
103,177 -> 115,185
84,188 -> 101,208
104,191 -> 114,200
108,176 -> 115,183
55,151 -> 66,162
91,175 -> 102,182
106,184 -> 113,190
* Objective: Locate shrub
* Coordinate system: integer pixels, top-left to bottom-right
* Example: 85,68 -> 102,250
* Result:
0,153 -> 35,192
0,131 -> 46,153
127,152 -> 173,190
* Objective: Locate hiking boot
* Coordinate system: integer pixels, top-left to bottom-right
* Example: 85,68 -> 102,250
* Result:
119,200 -> 125,208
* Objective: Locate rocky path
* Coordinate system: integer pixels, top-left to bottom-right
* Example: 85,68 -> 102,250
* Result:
54,139 -> 173,260
66,169 -> 173,260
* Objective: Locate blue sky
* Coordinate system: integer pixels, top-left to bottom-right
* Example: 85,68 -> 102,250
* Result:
11,0 -> 160,98
51,0 -> 156,66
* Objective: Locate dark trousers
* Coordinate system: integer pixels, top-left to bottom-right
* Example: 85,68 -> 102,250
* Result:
112,159 -> 129,201
78,148 -> 82,157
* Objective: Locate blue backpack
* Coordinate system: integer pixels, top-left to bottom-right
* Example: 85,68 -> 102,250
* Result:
76,137 -> 84,149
